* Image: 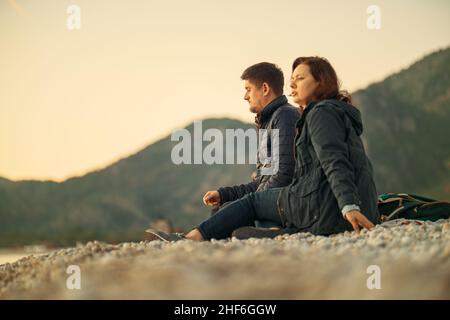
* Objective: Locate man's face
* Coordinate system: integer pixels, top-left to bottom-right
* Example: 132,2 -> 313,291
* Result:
243,79 -> 266,113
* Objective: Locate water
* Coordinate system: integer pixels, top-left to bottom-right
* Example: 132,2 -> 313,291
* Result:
0,247 -> 49,265
0,252 -> 31,265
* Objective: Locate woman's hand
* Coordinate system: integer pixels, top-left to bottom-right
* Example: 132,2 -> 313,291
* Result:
203,190 -> 221,206
344,210 -> 375,233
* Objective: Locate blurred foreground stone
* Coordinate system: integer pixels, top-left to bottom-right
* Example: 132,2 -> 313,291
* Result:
1,218 -> 449,299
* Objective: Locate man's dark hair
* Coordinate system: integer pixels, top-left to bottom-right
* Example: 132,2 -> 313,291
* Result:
241,62 -> 284,96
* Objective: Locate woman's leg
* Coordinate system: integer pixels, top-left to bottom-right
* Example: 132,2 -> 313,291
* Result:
188,188 -> 283,240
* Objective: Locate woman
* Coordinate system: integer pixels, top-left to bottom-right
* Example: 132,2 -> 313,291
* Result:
144,56 -> 380,242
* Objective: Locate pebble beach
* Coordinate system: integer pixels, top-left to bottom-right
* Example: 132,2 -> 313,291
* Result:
1,218 -> 449,299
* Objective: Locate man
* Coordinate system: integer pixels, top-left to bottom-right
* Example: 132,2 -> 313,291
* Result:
202,62 -> 300,229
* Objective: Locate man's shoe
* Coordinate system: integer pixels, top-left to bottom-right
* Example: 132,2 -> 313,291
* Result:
143,229 -> 186,242
231,226 -> 286,240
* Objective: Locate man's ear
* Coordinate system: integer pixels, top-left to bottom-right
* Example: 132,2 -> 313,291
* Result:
262,82 -> 271,96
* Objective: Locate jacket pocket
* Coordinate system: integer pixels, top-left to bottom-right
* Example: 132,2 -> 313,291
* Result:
288,171 -> 321,229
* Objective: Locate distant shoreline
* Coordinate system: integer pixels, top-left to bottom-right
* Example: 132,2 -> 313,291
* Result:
0,247 -> 50,265
0,251 -> 31,265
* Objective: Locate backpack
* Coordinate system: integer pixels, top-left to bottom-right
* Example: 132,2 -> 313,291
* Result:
378,193 -> 450,222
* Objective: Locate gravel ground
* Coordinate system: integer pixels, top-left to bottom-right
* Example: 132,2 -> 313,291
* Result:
1,218 -> 449,299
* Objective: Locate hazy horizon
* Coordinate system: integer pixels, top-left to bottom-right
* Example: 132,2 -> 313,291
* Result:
1,0 -> 449,182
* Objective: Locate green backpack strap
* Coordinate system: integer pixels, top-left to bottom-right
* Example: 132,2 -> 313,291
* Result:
378,193 -> 450,222
378,193 -> 437,203
384,201 -> 423,221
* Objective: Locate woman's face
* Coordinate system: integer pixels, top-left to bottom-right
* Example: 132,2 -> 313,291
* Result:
290,64 -> 319,108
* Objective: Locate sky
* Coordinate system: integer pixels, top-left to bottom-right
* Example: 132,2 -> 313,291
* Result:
0,0 -> 449,182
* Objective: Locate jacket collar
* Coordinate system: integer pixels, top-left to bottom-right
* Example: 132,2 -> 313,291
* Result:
255,95 -> 288,127
296,100 -> 318,128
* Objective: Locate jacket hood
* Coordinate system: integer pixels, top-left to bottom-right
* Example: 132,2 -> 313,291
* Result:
327,99 -> 363,136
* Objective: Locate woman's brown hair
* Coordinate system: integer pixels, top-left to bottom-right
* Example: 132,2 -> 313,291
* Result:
292,56 -> 352,104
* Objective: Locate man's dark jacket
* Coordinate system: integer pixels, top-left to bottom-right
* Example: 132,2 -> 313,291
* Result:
277,99 -> 380,235
217,95 -> 300,204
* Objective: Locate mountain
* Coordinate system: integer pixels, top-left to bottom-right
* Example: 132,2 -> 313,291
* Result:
352,47 -> 450,199
0,118 -> 255,246
1,47 -> 449,247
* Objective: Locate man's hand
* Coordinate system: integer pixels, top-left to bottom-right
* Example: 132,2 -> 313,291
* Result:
203,190 -> 221,206
344,210 -> 375,233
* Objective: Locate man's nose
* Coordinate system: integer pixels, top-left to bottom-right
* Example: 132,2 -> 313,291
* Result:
290,81 -> 295,89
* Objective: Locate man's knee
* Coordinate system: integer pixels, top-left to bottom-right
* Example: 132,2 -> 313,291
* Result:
210,201 -> 233,216
210,205 -> 220,217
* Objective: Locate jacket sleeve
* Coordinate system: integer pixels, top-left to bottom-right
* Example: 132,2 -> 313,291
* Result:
217,178 -> 258,204
259,108 -> 300,191
307,105 -> 362,210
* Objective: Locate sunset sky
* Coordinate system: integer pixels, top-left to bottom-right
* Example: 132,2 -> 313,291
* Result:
1,0 -> 449,181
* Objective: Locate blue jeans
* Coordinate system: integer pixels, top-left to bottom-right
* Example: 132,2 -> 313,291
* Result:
196,187 -> 286,240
